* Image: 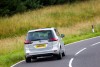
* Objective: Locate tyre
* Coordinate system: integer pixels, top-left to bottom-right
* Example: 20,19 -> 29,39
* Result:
62,52 -> 65,56
57,52 -> 62,60
25,57 -> 31,63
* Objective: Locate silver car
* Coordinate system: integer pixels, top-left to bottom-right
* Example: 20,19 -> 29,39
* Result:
24,28 -> 65,63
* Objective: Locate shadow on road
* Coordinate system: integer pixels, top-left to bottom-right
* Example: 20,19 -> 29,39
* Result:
25,55 -> 67,63
31,56 -> 58,63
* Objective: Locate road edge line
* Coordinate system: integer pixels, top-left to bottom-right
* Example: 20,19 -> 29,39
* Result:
10,60 -> 25,67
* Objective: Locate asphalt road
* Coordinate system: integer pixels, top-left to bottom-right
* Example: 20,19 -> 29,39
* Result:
12,36 -> 100,67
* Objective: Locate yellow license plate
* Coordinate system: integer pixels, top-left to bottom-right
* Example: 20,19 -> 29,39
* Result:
35,44 -> 46,48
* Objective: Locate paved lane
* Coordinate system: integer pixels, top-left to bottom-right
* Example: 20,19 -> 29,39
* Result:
72,42 -> 100,67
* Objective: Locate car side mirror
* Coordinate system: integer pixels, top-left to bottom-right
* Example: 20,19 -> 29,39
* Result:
61,34 -> 65,38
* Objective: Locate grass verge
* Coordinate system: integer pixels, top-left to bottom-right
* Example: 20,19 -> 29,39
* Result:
64,32 -> 100,44
0,51 -> 24,67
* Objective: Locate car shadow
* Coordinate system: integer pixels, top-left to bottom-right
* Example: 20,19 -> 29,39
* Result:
27,55 -> 68,63
30,56 -> 57,63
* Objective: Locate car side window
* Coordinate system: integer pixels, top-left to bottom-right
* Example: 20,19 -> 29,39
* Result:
54,29 -> 60,36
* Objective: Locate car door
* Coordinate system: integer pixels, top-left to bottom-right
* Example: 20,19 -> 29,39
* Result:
54,29 -> 65,52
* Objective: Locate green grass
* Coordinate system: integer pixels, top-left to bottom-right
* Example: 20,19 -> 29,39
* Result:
64,32 -> 100,44
0,51 -> 24,67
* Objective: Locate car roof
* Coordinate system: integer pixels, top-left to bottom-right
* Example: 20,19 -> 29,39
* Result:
28,28 -> 55,33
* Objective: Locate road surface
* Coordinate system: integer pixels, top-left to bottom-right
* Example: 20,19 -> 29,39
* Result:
11,36 -> 100,67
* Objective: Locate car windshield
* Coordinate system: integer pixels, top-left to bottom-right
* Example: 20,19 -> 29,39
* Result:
26,30 -> 54,41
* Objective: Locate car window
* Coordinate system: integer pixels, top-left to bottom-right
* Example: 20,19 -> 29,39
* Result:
26,30 -> 54,41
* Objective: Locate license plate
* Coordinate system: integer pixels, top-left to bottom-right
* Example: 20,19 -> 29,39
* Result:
35,44 -> 46,48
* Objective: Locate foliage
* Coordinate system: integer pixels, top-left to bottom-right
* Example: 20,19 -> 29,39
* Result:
0,0 -> 41,16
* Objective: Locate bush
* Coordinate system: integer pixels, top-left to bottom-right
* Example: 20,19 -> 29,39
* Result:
25,0 -> 41,9
40,0 -> 56,5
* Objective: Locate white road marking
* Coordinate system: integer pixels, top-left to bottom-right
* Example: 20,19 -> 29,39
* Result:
69,48 -> 86,67
75,48 -> 86,56
10,60 -> 25,67
91,42 -> 100,46
69,41 -> 100,67
69,58 -> 74,67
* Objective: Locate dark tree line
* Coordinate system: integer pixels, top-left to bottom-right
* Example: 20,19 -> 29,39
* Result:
0,0 -> 87,16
